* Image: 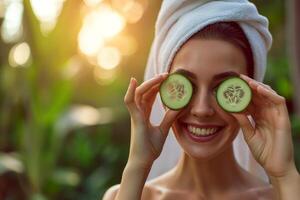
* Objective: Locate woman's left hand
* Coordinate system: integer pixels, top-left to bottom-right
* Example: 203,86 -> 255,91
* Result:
232,74 -> 297,178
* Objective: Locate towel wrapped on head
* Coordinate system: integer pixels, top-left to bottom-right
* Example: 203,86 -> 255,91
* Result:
144,0 -> 273,181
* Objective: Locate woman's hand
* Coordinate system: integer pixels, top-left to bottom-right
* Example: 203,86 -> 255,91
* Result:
124,73 -> 181,168
232,74 -> 297,178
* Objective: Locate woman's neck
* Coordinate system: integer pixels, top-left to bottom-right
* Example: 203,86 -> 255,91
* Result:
169,145 -> 250,197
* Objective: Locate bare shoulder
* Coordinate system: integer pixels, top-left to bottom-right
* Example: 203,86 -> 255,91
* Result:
143,170 -> 189,199
102,184 -> 120,200
233,169 -> 277,200
233,182 -> 276,200
242,185 -> 275,200
101,183 -> 156,200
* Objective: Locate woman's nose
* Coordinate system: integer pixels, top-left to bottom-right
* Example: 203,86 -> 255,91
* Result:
190,91 -> 215,117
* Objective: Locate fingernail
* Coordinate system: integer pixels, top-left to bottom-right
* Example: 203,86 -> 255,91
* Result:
130,77 -> 136,84
161,72 -> 169,77
240,74 -> 250,80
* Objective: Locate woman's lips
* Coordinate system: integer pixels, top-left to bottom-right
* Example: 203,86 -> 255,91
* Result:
182,123 -> 224,143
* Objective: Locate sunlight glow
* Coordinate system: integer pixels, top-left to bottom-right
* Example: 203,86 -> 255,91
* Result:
112,35 -> 138,56
30,0 -> 64,33
112,0 -> 147,23
0,1 -> 5,18
87,5 -> 125,39
67,105 -> 113,126
78,27 -> 105,56
121,1 -> 144,23
97,46 -> 121,70
1,0 -> 23,43
78,4 -> 125,56
9,42 -> 31,67
83,0 -> 103,7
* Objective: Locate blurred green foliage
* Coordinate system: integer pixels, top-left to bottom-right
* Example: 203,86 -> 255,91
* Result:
0,0 -> 299,199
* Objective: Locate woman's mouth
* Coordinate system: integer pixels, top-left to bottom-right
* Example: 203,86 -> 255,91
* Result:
182,123 -> 224,143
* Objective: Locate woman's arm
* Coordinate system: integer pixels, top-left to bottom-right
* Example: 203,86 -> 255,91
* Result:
269,167 -> 300,200
102,161 -> 152,200
232,74 -> 300,200
103,75 -> 181,200
114,160 -> 152,200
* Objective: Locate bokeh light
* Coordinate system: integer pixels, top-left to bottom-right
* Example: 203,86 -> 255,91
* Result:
62,56 -> 82,79
112,34 -> 138,56
66,105 -> 113,127
0,1 -> 5,18
69,105 -> 101,126
78,27 -> 105,56
97,46 -> 121,70
83,0 -> 103,7
112,0 -> 147,23
0,153 -> 24,174
30,0 -> 64,33
93,66 -> 118,85
87,5 -> 125,39
8,42 -> 31,67
1,0 -> 23,43
78,4 -> 125,56
121,1 -> 144,23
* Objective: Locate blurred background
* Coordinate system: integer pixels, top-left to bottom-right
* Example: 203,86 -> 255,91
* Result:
0,0 -> 299,199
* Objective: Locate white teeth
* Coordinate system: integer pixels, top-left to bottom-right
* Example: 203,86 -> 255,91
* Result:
187,125 -> 218,136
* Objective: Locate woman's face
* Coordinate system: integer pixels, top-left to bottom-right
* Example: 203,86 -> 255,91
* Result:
169,37 -> 248,161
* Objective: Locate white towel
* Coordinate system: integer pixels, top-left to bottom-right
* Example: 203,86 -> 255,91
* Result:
144,0 -> 273,182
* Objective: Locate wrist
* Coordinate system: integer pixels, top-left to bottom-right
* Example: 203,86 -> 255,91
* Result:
269,167 -> 300,199
269,165 -> 299,184
116,156 -> 153,200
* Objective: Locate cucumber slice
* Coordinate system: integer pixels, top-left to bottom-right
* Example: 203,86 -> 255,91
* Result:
216,77 -> 252,113
159,73 -> 193,110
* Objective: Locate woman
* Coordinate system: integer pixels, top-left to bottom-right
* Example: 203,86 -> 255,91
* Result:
103,1 -> 300,199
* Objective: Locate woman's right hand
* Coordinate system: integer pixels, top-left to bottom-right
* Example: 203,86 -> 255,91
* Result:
124,73 -> 181,168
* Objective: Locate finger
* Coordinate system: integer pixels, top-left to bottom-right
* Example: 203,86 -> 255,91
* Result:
142,85 -> 161,120
231,113 -> 255,143
124,78 -> 139,115
141,84 -> 160,106
256,85 -> 286,105
242,102 -> 256,116
159,109 -> 181,135
258,83 -> 274,92
241,74 -> 275,91
142,84 -> 160,102
240,74 -> 281,105
135,73 -> 168,107
240,74 -> 277,93
250,90 -> 272,108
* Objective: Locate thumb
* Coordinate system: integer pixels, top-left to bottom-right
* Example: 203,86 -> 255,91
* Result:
159,109 -> 181,135
232,113 -> 255,143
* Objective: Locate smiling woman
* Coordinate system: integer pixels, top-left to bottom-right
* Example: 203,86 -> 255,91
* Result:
167,31 -> 250,162
103,0 -> 300,200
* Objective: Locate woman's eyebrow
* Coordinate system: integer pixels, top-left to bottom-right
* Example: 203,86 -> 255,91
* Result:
173,69 -> 239,82
173,68 -> 197,80
212,71 -> 239,82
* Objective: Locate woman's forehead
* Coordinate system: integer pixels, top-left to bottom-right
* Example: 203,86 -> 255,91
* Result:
170,39 -> 247,76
